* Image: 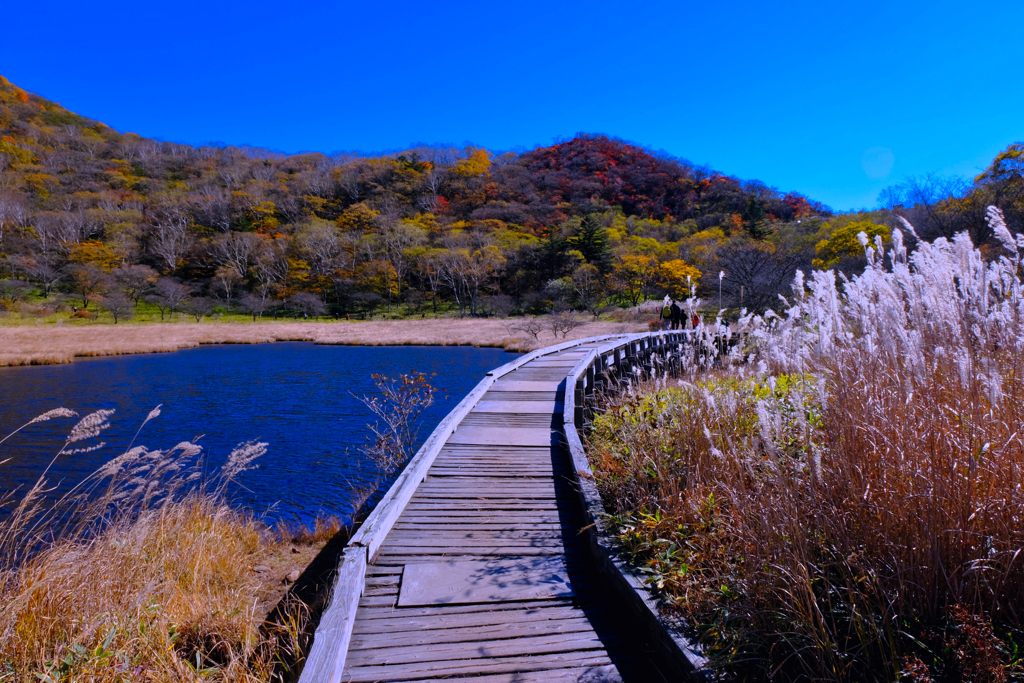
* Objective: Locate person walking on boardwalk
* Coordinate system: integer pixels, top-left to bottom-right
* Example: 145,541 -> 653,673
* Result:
660,296 -> 672,330
669,299 -> 681,330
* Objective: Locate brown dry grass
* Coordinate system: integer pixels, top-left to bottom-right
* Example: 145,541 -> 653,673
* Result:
1,495 -> 297,682
0,408 -> 348,682
0,318 -> 644,367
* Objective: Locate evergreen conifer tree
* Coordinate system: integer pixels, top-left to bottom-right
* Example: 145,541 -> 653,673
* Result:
742,198 -> 772,240
569,214 -> 612,272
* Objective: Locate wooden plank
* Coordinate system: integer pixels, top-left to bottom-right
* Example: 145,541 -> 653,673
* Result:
380,665 -> 623,683
393,524 -> 573,531
348,616 -> 595,648
473,400 -> 563,413
352,609 -> 600,634
383,537 -> 567,549
378,547 -> 566,557
352,599 -> 580,620
397,557 -> 572,606
489,380 -> 564,392
447,426 -> 559,447
396,514 -> 567,523
479,391 -> 564,401
343,650 -> 614,681
345,632 -> 606,666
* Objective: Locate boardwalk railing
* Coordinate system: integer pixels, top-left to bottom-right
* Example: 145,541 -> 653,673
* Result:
562,332 -> 716,679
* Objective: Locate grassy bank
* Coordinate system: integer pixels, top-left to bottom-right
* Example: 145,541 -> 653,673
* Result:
588,214 -> 1024,681
0,318 -> 645,367
0,409 -> 344,682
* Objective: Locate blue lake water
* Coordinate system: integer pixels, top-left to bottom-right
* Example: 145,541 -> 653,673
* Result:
0,343 -> 515,526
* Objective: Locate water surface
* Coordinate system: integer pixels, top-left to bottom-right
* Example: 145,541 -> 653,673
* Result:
0,343 -> 515,526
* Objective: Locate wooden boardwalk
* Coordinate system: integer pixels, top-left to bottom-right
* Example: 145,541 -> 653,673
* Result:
338,339 -> 662,683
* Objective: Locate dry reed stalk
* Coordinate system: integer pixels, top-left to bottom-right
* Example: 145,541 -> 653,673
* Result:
0,409 -> 316,682
0,319 -> 644,366
588,210 -> 1024,681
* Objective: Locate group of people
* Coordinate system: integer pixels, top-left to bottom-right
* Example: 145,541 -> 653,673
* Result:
660,296 -> 699,330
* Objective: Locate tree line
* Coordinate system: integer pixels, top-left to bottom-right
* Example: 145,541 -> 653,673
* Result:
0,75 -> 1020,322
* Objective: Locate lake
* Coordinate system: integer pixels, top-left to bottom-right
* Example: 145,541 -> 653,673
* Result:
0,342 -> 515,527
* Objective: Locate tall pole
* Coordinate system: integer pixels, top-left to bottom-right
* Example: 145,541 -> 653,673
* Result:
718,270 -> 724,313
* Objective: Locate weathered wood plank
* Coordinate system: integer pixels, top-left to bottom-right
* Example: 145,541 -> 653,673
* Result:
447,426 -> 560,447
349,616 -> 595,649
473,400 -> 564,413
345,632 -> 607,667
352,599 -> 580,619
352,609 -> 600,634
397,557 -> 572,606
353,611 -> 599,636
343,650 -> 615,681
379,665 -> 623,683
489,380 -> 564,392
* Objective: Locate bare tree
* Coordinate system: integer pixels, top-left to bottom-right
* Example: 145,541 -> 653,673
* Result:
287,291 -> 327,319
111,264 -> 157,306
357,372 -> 438,474
99,292 -> 134,324
211,266 -> 243,305
0,279 -> 31,302
146,278 -> 190,320
0,193 -> 28,244
182,296 -> 215,322
10,255 -> 62,298
297,218 -> 343,282
512,317 -> 546,341
251,238 -> 289,307
210,231 -> 266,280
571,263 -> 605,318
715,246 -> 803,313
239,293 -> 269,321
379,221 -> 427,309
877,184 -> 905,211
547,311 -> 585,339
149,209 -> 195,274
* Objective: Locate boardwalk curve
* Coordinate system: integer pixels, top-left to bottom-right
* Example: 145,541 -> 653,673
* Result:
301,332 -> 694,683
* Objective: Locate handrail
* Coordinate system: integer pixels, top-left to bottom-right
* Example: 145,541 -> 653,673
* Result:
299,332 -> 634,683
562,330 -> 715,680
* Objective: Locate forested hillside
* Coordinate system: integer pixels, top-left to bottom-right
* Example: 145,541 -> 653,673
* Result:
0,74 -> 1020,322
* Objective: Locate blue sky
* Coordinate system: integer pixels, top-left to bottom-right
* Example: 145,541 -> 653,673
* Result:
2,0 -> 1021,212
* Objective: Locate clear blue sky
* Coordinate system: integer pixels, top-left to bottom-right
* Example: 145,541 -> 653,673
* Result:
2,0 -> 1021,212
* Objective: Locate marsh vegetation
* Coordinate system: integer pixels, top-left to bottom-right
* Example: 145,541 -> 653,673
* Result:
589,208 -> 1024,681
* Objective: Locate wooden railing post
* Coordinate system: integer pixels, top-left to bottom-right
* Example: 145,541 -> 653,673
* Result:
574,377 -> 585,428
585,364 -> 595,424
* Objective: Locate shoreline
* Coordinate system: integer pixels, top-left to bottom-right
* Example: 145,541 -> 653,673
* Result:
0,318 -> 645,367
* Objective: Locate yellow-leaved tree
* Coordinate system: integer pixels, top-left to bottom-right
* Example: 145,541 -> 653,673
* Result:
452,149 -> 491,177
658,259 -> 702,299
813,220 -> 890,268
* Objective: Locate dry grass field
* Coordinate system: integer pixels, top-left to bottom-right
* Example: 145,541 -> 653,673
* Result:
0,318 -> 645,367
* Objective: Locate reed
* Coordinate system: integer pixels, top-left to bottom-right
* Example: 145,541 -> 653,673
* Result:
589,208 -> 1024,681
0,318 -> 643,367
0,408 -> 323,682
